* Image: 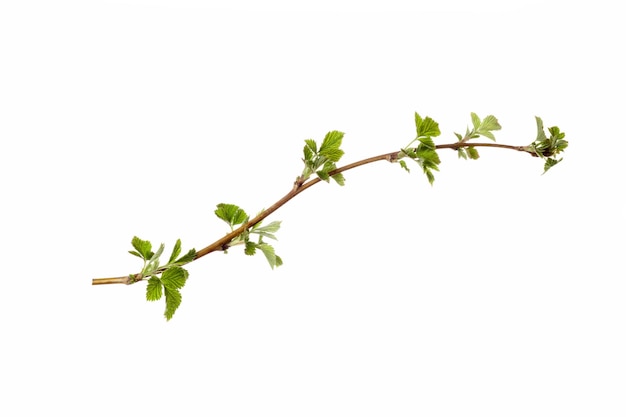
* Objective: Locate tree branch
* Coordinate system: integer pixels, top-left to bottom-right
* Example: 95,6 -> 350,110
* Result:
91,141 -> 534,285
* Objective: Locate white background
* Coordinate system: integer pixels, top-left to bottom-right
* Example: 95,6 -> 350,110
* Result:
1,1 -> 624,416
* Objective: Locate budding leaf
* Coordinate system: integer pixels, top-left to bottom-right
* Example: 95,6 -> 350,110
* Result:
467,146 -> 480,160
146,277 -> 163,301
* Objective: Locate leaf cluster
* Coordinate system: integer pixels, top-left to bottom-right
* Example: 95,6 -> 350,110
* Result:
398,112 -> 443,184
214,203 -> 283,269
455,112 -> 502,160
129,237 -> 196,320
300,131 -> 346,185
527,116 -> 568,174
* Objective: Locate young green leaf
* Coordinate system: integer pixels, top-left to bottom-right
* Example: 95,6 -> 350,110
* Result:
252,221 -> 281,240
244,241 -> 257,255
146,277 -> 163,301
331,172 -> 345,186
164,286 -> 182,321
471,112 -> 481,130
168,239 -> 182,264
131,236 -> 153,260
175,248 -> 196,265
467,146 -> 480,160
415,113 -> 441,138
319,131 -> 344,162
215,203 -> 249,227
161,266 -> 187,290
256,243 -> 280,269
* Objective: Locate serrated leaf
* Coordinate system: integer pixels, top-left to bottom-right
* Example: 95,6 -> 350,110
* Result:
415,113 -> 441,138
215,203 -> 249,226
150,243 -> 164,262
161,266 -> 187,290
245,241 -> 256,255
477,130 -> 496,141
542,157 -> 562,175
321,147 -> 345,163
319,131 -> 344,157
316,169 -> 330,182
164,287 -> 182,321
480,115 -> 501,132
275,255 -> 283,267
131,236 -> 152,260
175,248 -> 196,265
471,112 -> 481,130
168,239 -> 182,264
257,243 -> 280,269
304,138 -> 317,153
467,146 -> 480,160
425,170 -> 435,185
331,172 -> 345,186
146,277 -> 163,301
417,136 -> 436,150
252,221 -> 281,240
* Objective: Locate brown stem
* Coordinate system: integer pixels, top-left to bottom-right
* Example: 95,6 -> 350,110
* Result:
92,141 -> 534,285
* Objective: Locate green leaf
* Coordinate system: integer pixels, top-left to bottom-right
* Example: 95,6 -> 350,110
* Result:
128,250 -> 143,259
457,148 -> 467,159
131,236 -> 152,260
175,248 -> 196,265
417,136 -> 436,150
215,203 -> 249,227
252,221 -> 281,240
542,157 -> 562,175
164,286 -> 182,321
471,112 -> 481,130
467,146 -> 480,160
415,113 -> 441,138
149,243 -> 164,262
321,147 -> 345,163
161,266 -> 187,290
168,239 -> 182,264
535,116 -> 547,143
319,131 -> 344,160
316,169 -> 330,182
331,172 -> 345,186
146,277 -> 163,301
454,132 -> 463,141
399,160 -> 410,173
480,115 -> 501,133
244,241 -> 257,255
257,243 -> 280,269
304,139 -> 317,153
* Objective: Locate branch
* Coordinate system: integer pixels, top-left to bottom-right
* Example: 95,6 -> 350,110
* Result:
91,112 -> 568,321
91,140 -> 533,286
